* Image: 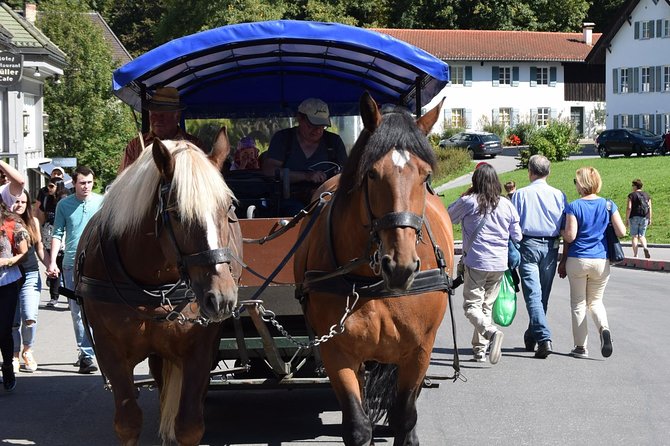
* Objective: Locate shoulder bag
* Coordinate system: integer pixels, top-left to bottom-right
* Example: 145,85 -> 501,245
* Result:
605,199 -> 625,264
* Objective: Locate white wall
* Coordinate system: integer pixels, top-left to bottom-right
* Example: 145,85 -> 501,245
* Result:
605,0 -> 670,132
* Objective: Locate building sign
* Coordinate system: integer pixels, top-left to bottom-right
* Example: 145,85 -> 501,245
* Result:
0,52 -> 23,87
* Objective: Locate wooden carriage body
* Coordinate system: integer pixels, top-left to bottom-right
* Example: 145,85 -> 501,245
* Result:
111,20 -> 450,387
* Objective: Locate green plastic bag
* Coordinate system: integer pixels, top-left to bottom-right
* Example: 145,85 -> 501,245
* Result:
493,270 -> 516,327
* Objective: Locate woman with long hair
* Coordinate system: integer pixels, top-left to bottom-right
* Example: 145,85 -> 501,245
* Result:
448,163 -> 522,364
36,179 -> 68,307
558,167 -> 626,359
11,190 -> 47,372
0,203 -> 28,392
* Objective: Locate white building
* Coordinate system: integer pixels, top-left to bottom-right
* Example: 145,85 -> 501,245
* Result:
587,0 -> 670,134
377,27 -> 605,137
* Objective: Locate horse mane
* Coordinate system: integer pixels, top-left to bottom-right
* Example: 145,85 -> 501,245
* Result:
99,140 -> 233,238
337,106 -> 437,199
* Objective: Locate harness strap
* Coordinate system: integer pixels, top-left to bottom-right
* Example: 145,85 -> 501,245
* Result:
182,247 -> 235,268
371,211 -> 423,232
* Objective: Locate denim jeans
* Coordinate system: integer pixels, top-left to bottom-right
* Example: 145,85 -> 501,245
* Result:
62,268 -> 95,360
518,238 -> 559,343
12,270 -> 41,352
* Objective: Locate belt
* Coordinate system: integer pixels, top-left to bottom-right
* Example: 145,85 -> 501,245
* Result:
523,235 -> 558,241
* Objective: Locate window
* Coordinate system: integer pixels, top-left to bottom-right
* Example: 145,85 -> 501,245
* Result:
620,69 -> 629,93
451,66 -> 464,86
642,21 -> 652,39
499,108 -> 512,128
536,67 -> 549,85
451,108 -> 465,128
641,67 -> 650,92
620,115 -> 630,128
537,107 -> 550,126
499,67 -> 511,86
664,19 -> 670,38
641,114 -> 652,131
664,66 -> 670,92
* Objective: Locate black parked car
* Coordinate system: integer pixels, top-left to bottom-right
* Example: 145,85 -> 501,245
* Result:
594,128 -> 663,158
438,132 -> 503,159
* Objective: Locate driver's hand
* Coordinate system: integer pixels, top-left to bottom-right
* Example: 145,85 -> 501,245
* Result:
306,170 -> 326,183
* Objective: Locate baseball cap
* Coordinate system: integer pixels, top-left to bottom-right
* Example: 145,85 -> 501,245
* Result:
51,166 -> 65,176
298,98 -> 331,127
237,136 -> 257,151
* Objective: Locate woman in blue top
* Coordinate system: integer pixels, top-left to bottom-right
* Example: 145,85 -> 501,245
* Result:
558,167 -> 626,359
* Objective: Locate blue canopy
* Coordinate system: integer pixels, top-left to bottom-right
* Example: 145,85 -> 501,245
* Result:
112,20 -> 449,118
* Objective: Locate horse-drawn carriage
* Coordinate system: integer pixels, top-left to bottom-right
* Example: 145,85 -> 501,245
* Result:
82,20 -> 455,445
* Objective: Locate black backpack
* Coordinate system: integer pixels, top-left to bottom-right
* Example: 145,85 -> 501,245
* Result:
635,192 -> 649,216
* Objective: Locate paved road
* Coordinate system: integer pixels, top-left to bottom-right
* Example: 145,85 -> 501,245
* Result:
1,264 -> 667,445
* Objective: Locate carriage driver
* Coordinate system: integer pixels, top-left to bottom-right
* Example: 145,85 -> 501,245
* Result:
261,98 -> 347,214
118,86 -> 205,173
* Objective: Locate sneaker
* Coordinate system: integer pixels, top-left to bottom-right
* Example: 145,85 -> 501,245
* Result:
570,346 -> 589,359
46,299 -> 58,307
12,357 -> 19,374
2,367 -> 16,392
73,357 -> 81,367
643,248 -> 651,259
21,350 -> 37,373
488,330 -> 505,365
600,329 -> 613,358
473,351 -> 486,362
78,357 -> 98,374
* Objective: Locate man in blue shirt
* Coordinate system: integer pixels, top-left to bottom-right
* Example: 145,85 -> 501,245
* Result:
511,155 -> 567,359
47,166 -> 104,374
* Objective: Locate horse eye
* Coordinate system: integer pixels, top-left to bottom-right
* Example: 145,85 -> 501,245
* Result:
425,173 -> 433,184
367,170 -> 376,180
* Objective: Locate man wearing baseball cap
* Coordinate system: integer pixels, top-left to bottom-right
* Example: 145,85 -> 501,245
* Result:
262,98 -> 347,214
118,86 -> 205,173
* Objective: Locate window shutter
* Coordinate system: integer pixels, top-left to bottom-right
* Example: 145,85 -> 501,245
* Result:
650,68 -> 656,92
492,66 -> 499,87
629,114 -> 634,126
530,66 -> 537,87
634,22 -> 640,39
633,67 -> 640,93
656,114 -> 663,134
613,68 -> 619,93
465,66 -> 472,87
492,108 -> 499,123
627,68 -> 634,92
650,20 -> 655,37
656,66 -> 662,91
613,115 -> 619,129
634,114 -> 640,128
657,20 -> 663,37
465,109 -> 472,129
512,66 -> 519,87
512,109 -> 520,126
550,108 -> 558,120
549,67 -> 557,87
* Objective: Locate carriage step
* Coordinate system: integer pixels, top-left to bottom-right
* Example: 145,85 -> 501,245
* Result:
208,376 -> 330,390
218,336 -> 310,351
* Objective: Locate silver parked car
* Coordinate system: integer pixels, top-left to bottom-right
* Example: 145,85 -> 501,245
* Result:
438,131 -> 503,159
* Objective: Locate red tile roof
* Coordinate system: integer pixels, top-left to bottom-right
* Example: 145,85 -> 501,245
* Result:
373,29 -> 601,62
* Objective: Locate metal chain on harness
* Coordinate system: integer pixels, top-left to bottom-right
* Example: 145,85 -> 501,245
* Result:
234,286 -> 360,351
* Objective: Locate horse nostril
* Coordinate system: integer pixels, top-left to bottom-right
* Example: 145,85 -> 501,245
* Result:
381,255 -> 394,276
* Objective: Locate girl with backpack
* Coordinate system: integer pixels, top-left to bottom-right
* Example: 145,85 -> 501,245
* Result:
626,178 -> 652,259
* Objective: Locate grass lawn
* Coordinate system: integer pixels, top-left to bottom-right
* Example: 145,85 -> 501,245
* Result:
438,155 -> 669,243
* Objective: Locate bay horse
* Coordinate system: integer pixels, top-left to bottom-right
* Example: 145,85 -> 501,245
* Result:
76,131 -> 241,446
294,93 -> 454,445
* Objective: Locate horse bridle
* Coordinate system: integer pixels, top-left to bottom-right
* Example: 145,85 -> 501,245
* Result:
156,180 -> 238,291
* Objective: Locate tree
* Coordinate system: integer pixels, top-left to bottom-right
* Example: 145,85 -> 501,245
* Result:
38,0 -> 136,188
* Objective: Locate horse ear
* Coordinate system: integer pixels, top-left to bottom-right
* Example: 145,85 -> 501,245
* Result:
360,92 -> 382,132
416,98 -> 445,135
210,126 -> 230,169
152,138 -> 175,181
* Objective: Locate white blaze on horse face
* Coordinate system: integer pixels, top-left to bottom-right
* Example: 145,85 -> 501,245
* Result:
205,213 -> 223,272
392,149 -> 411,169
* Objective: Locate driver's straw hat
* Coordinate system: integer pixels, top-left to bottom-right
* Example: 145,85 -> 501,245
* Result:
298,98 -> 331,127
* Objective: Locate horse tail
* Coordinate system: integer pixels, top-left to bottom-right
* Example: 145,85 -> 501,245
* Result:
158,360 -> 182,444
363,361 -> 398,426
